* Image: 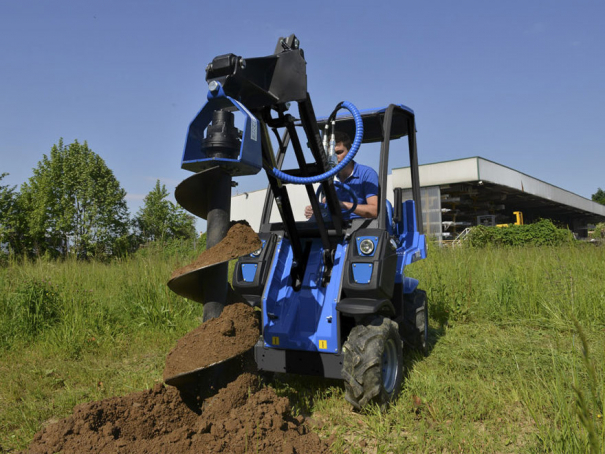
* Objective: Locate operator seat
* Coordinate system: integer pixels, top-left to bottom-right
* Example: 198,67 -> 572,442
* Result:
385,200 -> 394,235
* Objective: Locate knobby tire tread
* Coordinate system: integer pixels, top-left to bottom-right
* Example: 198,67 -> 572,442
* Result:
342,316 -> 403,410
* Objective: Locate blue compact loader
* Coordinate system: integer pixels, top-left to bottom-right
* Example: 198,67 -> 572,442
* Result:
166,35 -> 428,409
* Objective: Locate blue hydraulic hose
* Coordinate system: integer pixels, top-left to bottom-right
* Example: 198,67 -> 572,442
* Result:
269,101 -> 364,184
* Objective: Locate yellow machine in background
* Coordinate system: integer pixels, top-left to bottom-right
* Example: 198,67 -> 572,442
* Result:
497,211 -> 524,227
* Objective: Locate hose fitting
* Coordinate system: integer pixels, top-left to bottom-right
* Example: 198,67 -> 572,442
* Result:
269,101 -> 363,184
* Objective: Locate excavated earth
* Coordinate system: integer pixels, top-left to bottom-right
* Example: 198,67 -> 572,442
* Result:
170,221 -> 261,279
24,224 -> 331,453
26,303 -> 331,454
26,373 -> 330,454
162,302 -> 260,383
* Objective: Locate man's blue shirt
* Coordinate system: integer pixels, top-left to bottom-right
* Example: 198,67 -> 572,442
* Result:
335,162 -> 379,220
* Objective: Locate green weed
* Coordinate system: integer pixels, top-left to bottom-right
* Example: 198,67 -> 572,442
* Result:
1,243 -> 605,453
0,279 -> 62,348
517,320 -> 605,453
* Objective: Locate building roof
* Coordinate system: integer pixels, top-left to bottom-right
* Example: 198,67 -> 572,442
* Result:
392,157 -> 605,222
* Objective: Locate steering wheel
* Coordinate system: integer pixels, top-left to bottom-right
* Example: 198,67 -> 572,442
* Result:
315,180 -> 358,217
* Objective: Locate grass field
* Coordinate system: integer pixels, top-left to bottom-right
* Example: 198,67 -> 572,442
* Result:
1,242 -> 604,453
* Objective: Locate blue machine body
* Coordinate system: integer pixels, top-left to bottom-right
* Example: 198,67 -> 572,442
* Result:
221,99 -> 428,359
181,83 -> 262,176
260,238 -> 347,354
250,197 -> 426,356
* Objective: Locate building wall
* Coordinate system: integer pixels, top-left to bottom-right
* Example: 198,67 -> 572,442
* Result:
392,158 -> 479,188
231,157 -> 605,234
393,157 -> 605,218
231,175 -> 394,231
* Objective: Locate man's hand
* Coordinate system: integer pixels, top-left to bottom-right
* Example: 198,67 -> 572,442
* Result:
304,205 -> 314,219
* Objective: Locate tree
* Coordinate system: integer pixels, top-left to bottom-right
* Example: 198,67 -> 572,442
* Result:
0,173 -> 16,249
0,173 -> 29,255
592,188 -> 605,205
0,173 -> 16,237
134,180 -> 196,243
20,139 -> 130,257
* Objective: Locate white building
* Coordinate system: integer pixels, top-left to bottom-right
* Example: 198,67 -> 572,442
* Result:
231,156 -> 605,239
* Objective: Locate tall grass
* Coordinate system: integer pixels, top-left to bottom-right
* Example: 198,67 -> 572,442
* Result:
1,241 -> 604,452
0,243 -> 205,447
401,242 -> 605,452
407,242 -> 605,328
516,319 -> 605,453
0,246 -> 204,354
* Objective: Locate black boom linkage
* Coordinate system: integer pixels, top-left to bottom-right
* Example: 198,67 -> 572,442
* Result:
204,34 -> 344,280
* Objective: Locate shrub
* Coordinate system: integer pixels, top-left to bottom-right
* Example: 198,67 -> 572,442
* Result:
464,219 -> 574,247
589,223 -> 605,241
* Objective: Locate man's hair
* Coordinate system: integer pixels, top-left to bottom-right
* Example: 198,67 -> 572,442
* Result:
334,131 -> 352,151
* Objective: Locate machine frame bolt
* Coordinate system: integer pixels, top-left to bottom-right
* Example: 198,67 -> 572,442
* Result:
239,58 -> 246,69
208,80 -> 219,92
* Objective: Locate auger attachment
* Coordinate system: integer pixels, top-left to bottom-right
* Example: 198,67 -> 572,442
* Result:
170,166 -> 233,321
164,118 -> 261,385
169,94 -> 262,318
164,75 -> 265,386
165,34 -> 313,388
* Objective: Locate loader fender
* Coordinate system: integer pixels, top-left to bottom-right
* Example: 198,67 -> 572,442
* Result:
403,277 -> 419,295
342,229 -> 398,300
336,298 -> 396,318
232,232 -> 278,306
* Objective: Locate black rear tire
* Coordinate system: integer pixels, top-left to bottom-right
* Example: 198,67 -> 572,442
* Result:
342,316 -> 403,410
400,289 -> 429,356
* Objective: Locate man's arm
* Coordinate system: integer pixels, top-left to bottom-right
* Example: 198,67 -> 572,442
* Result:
340,195 -> 378,218
343,164 -> 379,219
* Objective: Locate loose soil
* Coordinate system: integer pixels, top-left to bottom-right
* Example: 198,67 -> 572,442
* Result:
171,221 -> 261,279
26,373 -> 330,454
163,303 -> 260,382
25,304 -> 331,454
25,224 -> 330,453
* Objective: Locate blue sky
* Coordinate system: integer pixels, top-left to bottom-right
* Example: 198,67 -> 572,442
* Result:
1,1 -> 604,232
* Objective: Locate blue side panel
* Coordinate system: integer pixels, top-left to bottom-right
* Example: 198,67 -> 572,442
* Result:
394,199 -> 427,284
262,238 -> 347,354
351,263 -> 373,284
241,264 -> 258,282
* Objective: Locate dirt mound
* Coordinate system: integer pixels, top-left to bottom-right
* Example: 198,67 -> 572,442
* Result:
26,373 -> 330,454
25,303 -> 330,453
163,303 -> 260,382
171,221 -> 261,279
25,225 -> 330,453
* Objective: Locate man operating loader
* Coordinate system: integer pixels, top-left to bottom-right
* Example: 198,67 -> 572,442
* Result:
304,131 -> 378,220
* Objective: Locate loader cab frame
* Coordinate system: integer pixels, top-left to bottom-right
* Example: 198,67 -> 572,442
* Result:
258,104 -> 423,239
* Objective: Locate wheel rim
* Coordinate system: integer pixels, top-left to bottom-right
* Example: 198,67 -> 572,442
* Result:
382,338 -> 399,393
